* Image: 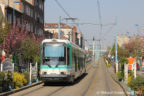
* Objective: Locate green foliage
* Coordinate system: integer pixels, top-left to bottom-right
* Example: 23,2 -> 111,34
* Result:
0,16 -> 11,44
119,57 -> 128,65
21,38 -> 40,63
0,72 -> 13,92
128,72 -> 134,87
0,72 -> 5,81
0,72 -> 5,92
22,72 -> 29,82
111,44 -> 129,58
129,76 -> 144,91
116,71 -> 123,81
7,71 -> 13,85
118,57 -> 128,81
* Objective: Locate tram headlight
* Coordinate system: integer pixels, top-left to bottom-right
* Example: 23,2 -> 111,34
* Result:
42,72 -> 47,75
61,72 -> 66,75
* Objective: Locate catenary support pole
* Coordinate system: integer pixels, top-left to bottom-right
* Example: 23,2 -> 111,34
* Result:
93,37 -> 95,66
58,16 -> 61,39
115,17 -> 118,73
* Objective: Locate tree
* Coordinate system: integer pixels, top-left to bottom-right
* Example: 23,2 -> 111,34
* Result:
3,25 -> 29,55
123,40 -> 137,57
0,17 -> 11,47
110,44 -> 129,58
20,37 -> 40,63
119,57 -> 128,80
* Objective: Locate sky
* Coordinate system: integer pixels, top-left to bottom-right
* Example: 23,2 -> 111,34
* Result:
44,0 -> 144,49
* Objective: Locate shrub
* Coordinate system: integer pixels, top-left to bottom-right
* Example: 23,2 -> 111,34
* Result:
0,72 -> 5,81
116,71 -> 122,81
7,71 -> 13,85
22,72 -> 29,83
128,72 -> 134,87
0,72 -> 5,92
107,64 -> 111,68
14,72 -> 27,89
129,76 -> 144,91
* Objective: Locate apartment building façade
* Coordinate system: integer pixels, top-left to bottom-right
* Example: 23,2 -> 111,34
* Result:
0,0 -> 45,36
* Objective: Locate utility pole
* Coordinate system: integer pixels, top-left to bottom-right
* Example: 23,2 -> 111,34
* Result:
58,16 -> 61,39
115,17 -> 118,73
93,37 -> 95,66
63,18 -> 77,42
135,24 -> 140,58
95,42 -> 98,62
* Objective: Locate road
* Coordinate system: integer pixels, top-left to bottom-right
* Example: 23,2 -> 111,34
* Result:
10,58 -> 126,96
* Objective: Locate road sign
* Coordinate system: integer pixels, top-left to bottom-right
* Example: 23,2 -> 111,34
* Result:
127,58 -> 136,71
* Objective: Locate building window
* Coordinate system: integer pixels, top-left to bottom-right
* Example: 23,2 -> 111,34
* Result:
31,8 -> 33,17
21,3 -> 24,13
17,17 -> 20,26
26,5 -> 31,16
7,13 -> 12,24
31,24 -> 33,32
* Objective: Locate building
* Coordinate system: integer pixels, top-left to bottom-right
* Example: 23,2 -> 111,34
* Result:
0,0 -> 45,36
117,34 -> 130,47
44,23 -> 73,40
44,23 -> 85,48
44,31 -> 53,39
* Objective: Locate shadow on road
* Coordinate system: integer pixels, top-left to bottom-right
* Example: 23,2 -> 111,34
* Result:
43,73 -> 88,86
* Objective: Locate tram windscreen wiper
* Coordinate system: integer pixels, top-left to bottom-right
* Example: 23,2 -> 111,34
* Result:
55,57 -> 64,67
45,62 -> 51,67
47,64 -> 51,67
55,64 -> 60,67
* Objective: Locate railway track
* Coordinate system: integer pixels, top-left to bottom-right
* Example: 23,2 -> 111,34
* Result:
45,62 -> 94,96
81,58 -> 127,96
13,62 -> 93,96
103,60 -> 112,96
81,60 -> 99,96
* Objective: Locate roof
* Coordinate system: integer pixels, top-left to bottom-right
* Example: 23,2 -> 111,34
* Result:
42,39 -> 70,44
44,23 -> 72,29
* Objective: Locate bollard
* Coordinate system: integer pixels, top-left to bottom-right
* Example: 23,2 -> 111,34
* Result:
8,85 -> 12,91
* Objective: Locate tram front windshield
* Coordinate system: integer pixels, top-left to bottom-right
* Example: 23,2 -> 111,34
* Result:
43,44 -> 66,66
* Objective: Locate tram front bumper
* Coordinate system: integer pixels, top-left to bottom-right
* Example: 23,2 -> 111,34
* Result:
40,74 -> 71,82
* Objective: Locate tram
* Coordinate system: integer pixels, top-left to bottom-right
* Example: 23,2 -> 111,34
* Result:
40,39 -> 86,83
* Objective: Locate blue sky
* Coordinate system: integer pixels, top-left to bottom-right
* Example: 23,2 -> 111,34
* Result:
44,0 -> 144,48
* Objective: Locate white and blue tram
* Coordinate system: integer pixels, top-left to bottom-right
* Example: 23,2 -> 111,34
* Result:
40,39 -> 86,83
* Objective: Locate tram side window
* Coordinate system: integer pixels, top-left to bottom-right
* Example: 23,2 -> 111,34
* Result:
74,55 -> 77,72
78,57 -> 80,70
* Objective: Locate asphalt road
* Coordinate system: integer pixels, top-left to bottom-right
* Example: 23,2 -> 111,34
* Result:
10,58 -> 126,96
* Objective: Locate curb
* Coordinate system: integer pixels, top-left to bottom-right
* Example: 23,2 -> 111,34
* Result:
0,81 -> 43,96
109,71 -> 129,96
